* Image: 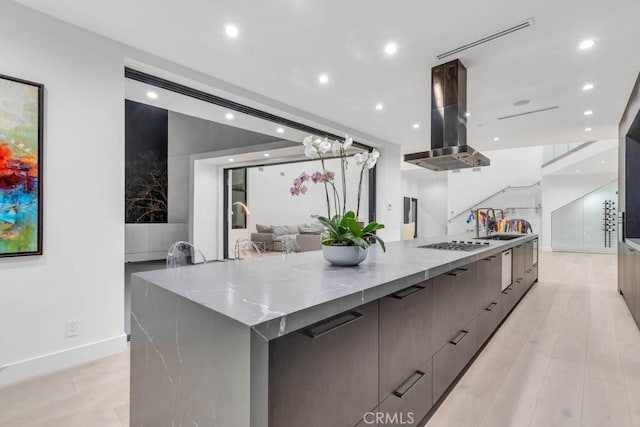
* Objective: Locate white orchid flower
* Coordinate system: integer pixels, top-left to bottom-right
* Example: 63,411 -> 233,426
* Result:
354,152 -> 368,166
344,135 -> 353,150
331,140 -> 342,156
366,149 -> 380,169
317,137 -> 332,154
302,135 -> 319,159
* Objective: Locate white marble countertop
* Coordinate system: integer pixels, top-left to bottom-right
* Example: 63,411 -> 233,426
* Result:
133,233 -> 538,339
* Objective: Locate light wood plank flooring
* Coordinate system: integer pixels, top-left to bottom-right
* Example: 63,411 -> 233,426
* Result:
426,251 -> 640,427
1,252 -> 638,427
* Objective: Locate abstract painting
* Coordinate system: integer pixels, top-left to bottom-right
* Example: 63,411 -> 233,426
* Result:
0,74 -> 43,257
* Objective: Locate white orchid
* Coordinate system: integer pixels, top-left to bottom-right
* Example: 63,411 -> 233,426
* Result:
331,140 -> 342,156
317,137 -> 331,154
302,135 -> 319,159
366,149 -> 380,169
344,135 -> 353,150
353,152 -> 368,166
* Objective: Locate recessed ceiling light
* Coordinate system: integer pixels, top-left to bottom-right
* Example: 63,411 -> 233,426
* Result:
375,103 -> 384,111
228,158 -> 235,162
584,110 -> 594,116
465,112 -> 471,117
225,112 -> 234,120
384,42 -> 398,56
601,160 -> 606,164
412,123 -> 420,129
264,153 -> 270,157
578,39 -> 595,50
318,74 -> 329,85
493,137 -> 500,142
276,127 -> 284,134
576,169 -> 580,172
582,83 -> 595,91
146,91 -> 158,99
225,24 -> 239,38
585,127 -> 593,132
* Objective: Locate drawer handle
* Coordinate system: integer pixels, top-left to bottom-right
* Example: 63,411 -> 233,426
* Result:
392,370 -> 425,398
502,286 -> 512,295
485,302 -> 497,311
389,285 -> 426,300
302,311 -> 363,339
450,330 -> 468,345
515,278 -> 523,283
447,268 -> 469,277
482,255 -> 499,262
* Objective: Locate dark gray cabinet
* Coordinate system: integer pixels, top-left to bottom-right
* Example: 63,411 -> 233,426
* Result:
620,243 -> 640,328
432,263 -> 479,352
512,244 -> 527,302
379,280 -> 434,399
361,360 -> 433,427
269,239 -> 539,427
432,316 -> 479,401
269,301 -> 379,427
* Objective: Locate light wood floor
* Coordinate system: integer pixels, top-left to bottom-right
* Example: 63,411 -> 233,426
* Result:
1,252 -> 638,427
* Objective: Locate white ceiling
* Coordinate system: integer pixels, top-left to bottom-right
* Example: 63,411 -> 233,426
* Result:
14,0 -> 640,153
546,146 -> 618,176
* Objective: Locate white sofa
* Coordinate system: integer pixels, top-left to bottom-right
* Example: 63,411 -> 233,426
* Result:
250,223 -> 324,252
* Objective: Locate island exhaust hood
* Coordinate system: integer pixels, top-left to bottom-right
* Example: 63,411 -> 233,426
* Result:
404,59 -> 490,171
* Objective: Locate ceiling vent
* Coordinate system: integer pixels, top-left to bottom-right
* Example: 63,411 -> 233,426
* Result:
498,105 -> 559,120
436,19 -> 534,60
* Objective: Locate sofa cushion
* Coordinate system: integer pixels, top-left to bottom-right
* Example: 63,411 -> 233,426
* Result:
256,224 -> 273,233
299,223 -> 325,234
272,225 -> 289,236
286,225 -> 300,234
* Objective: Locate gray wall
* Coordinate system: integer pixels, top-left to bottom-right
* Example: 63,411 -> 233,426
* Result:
167,111 -> 290,223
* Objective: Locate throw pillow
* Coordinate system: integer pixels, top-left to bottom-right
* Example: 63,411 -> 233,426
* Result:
272,225 -> 289,236
256,224 -> 273,233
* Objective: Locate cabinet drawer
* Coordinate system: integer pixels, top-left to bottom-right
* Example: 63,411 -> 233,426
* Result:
432,317 -> 479,402
269,302 -> 379,427
477,298 -> 502,346
478,254 -> 502,313
513,277 -> 525,303
354,361 -> 432,427
432,263 -> 479,351
380,281 -> 433,398
501,285 -> 516,319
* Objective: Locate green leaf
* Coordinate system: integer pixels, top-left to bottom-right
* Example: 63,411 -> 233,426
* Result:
362,221 -> 384,233
343,211 -> 356,220
318,216 -> 340,237
348,236 -> 369,249
371,235 -> 386,252
345,218 -> 363,236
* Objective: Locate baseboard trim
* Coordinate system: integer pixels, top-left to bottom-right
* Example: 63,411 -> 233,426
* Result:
0,334 -> 128,388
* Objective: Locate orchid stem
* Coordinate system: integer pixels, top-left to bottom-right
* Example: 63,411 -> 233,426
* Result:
356,165 -> 365,219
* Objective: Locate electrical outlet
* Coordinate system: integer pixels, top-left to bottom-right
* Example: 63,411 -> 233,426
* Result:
65,320 -> 79,337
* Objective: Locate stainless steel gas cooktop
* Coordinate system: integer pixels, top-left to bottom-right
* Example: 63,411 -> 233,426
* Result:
418,240 -> 491,251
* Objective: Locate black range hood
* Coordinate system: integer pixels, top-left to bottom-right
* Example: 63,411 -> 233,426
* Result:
404,59 -> 490,171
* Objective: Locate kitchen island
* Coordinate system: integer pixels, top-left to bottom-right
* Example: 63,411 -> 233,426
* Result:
130,234 -> 538,427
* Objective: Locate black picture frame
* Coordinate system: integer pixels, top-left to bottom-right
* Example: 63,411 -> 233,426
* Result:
0,73 -> 44,258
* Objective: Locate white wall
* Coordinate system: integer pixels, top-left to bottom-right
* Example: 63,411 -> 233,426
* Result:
541,173 -> 618,251
246,157 -> 370,232
400,172 -> 448,237
376,145 -> 403,242
446,147 -> 543,235
192,161 -> 220,261
0,1 -> 126,385
447,146 -> 543,216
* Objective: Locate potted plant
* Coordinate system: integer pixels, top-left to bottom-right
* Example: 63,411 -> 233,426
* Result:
290,135 -> 385,266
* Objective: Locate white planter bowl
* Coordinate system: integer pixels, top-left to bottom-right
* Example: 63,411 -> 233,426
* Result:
322,245 -> 368,266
